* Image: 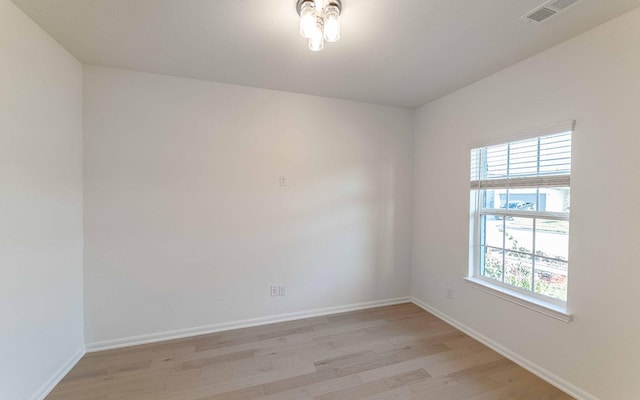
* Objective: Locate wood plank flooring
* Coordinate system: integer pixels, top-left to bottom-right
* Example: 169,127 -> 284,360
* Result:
47,303 -> 574,399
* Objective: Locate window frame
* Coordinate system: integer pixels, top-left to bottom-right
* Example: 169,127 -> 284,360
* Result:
467,122 -> 574,320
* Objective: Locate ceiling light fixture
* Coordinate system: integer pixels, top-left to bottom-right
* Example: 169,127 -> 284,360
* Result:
297,0 -> 342,51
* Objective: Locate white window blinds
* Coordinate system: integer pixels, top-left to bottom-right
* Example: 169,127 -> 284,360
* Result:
470,122 -> 574,190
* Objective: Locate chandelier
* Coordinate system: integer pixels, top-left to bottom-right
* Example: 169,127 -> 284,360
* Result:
296,0 -> 342,51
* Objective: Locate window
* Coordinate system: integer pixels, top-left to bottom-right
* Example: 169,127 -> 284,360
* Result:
469,122 -> 573,310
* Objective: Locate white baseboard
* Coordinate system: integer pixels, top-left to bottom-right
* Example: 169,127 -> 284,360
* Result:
30,297 -> 596,400
29,346 -> 85,400
410,297 -> 598,400
86,297 -> 411,352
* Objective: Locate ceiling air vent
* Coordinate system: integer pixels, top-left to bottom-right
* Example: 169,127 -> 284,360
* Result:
522,0 -> 583,23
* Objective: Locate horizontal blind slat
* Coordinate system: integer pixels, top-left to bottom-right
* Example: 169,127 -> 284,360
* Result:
470,124 -> 573,189
470,174 -> 570,189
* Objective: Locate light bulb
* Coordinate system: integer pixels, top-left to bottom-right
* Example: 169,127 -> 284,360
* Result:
314,0 -> 326,11
308,17 -> 324,51
323,5 -> 340,42
309,35 -> 324,52
299,1 -> 316,39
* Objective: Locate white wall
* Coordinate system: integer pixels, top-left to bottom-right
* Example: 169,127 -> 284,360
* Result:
8,2 -> 638,398
0,1 -> 84,399
412,8 -> 640,400
83,66 -> 414,346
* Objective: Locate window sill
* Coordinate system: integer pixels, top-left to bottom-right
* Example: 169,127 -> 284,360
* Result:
464,277 -> 573,323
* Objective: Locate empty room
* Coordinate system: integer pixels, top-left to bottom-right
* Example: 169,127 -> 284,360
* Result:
2,0 -> 640,399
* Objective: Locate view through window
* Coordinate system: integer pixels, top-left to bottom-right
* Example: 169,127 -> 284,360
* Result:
470,127 -> 572,303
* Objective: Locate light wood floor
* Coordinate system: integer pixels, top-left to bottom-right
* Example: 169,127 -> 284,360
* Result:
47,303 -> 573,400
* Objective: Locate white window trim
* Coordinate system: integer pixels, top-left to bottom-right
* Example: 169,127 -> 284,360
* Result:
467,121 -> 575,322
464,276 -> 573,323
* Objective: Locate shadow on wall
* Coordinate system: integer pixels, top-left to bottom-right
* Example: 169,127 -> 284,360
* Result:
97,160 -> 407,321
266,161 -> 404,305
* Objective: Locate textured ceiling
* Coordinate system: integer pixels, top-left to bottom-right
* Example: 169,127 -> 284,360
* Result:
11,0 -> 640,108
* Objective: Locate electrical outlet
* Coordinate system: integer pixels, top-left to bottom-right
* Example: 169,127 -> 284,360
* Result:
279,176 -> 288,186
446,287 -> 453,299
271,285 -> 286,297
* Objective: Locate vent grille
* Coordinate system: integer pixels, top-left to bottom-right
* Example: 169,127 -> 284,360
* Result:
522,0 -> 582,23
527,7 -> 557,22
